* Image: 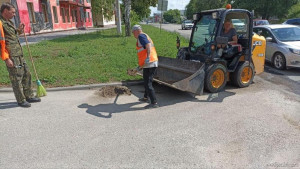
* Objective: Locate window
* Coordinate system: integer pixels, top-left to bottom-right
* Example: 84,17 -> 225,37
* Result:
60,8 -> 66,23
190,15 -> 217,53
66,8 -> 70,22
72,10 -> 77,22
254,28 -> 274,40
52,6 -> 58,23
88,12 -> 90,22
41,4 -> 48,22
272,27 -> 300,41
27,2 -> 35,23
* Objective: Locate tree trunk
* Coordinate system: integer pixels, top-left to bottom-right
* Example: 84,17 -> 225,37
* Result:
116,0 -> 122,35
124,0 -> 131,36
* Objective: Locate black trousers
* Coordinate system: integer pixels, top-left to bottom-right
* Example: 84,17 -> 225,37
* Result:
143,67 -> 157,104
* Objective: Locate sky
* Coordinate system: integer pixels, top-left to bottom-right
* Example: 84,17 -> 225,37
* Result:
150,0 -> 191,16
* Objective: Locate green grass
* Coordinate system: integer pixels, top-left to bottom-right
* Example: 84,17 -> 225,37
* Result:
0,25 -> 189,87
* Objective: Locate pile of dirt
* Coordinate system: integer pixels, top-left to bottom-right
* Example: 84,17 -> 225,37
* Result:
97,85 -> 131,98
127,68 -> 138,76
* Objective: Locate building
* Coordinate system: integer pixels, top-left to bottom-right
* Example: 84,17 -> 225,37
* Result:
92,4 -> 116,27
153,13 -> 161,23
0,0 -> 93,34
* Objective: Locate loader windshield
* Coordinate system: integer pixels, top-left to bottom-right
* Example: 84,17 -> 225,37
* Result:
190,14 -> 217,54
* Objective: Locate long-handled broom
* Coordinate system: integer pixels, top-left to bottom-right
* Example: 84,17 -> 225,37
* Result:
23,29 -> 47,97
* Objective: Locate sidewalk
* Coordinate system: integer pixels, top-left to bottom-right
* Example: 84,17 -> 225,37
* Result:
19,25 -> 117,46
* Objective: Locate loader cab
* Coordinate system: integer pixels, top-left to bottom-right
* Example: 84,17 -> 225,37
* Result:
189,9 -> 253,67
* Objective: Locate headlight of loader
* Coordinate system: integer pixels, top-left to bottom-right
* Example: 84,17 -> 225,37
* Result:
289,48 -> 300,55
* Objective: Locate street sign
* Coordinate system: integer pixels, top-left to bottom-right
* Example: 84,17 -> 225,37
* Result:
157,0 -> 168,11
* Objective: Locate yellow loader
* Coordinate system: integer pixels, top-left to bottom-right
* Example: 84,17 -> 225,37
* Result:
143,7 -> 266,95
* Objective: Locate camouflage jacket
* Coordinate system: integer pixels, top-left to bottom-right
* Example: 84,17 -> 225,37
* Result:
0,15 -> 23,57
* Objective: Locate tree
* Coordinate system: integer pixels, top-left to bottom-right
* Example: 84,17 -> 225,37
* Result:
186,0 -> 299,20
131,0 -> 158,20
185,0 -> 227,19
229,0 -> 299,20
91,0 -> 115,23
121,0 -> 158,37
163,9 -> 181,23
185,0 -> 197,19
123,0 -> 131,36
287,1 -> 300,18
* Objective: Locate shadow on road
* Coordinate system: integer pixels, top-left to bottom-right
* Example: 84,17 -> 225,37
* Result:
78,84 -> 236,118
264,63 -> 300,76
0,102 -> 18,110
78,94 -> 145,118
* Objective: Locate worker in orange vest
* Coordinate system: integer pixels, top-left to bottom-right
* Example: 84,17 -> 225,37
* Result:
0,3 -> 41,108
132,25 -> 159,109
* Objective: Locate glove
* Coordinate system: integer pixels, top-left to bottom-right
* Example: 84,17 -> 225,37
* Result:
145,57 -> 150,64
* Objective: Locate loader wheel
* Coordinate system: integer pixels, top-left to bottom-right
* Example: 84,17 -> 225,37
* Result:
204,63 -> 227,93
232,61 -> 254,88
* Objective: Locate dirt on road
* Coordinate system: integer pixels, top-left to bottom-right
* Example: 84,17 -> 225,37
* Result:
97,85 -> 131,98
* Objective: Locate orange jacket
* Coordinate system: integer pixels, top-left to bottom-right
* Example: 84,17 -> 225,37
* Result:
136,33 -> 158,67
0,20 -> 9,61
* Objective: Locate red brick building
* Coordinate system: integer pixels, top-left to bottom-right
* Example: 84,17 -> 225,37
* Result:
6,0 -> 93,34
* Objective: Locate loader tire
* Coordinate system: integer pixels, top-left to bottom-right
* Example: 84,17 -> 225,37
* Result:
232,61 -> 254,88
204,63 -> 227,93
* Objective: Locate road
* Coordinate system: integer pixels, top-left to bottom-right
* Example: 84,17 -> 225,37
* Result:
0,25 -> 299,168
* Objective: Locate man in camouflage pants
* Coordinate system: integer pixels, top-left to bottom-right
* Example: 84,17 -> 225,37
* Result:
0,3 -> 40,108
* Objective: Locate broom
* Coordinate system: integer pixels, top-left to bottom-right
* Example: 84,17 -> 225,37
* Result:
23,28 -> 47,97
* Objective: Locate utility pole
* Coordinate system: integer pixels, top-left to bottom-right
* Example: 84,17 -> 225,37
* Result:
116,0 -> 122,35
160,0 -> 164,32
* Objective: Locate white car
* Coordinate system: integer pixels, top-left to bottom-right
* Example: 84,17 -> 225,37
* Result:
232,19 -> 246,32
181,20 -> 193,30
253,24 -> 300,69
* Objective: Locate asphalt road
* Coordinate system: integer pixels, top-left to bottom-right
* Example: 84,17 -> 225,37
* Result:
0,25 -> 299,168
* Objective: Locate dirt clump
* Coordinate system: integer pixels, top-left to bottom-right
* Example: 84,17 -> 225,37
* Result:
127,68 -> 138,76
97,85 -> 131,98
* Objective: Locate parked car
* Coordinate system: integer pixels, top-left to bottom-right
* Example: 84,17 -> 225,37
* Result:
253,19 -> 270,26
232,19 -> 246,32
181,20 -> 193,30
253,24 -> 300,69
283,18 -> 300,26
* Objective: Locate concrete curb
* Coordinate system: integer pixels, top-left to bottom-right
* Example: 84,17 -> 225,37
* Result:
0,80 -> 143,93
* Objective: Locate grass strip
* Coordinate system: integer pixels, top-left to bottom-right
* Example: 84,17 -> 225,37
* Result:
0,25 -> 189,87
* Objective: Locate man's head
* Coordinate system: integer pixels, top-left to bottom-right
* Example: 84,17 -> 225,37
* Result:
132,25 -> 142,39
1,3 -> 16,20
224,19 -> 233,32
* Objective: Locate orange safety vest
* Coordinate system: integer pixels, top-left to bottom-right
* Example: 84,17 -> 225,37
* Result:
0,20 -> 9,61
136,33 -> 158,67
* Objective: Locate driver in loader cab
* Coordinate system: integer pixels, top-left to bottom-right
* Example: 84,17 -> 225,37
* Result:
217,19 -> 241,58
221,19 -> 238,44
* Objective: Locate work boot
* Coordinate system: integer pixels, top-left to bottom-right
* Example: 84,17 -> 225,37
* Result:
139,97 -> 148,102
144,103 -> 159,109
18,101 -> 31,108
26,97 -> 41,103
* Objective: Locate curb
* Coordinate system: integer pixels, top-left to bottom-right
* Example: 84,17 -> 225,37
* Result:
0,80 -> 143,93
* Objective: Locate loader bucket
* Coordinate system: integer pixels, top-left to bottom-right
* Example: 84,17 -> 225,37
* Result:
139,56 -> 205,95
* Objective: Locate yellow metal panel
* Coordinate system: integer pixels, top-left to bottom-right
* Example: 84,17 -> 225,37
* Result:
252,33 -> 266,74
